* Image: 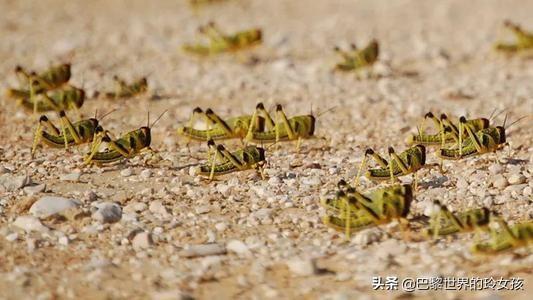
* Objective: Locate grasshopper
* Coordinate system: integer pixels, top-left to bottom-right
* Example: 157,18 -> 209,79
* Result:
334,40 -> 379,72
183,22 -> 262,55
177,103 -> 273,142
354,145 -> 434,190
424,200 -> 491,239
472,219 -> 533,254
31,110 -> 114,158
196,139 -> 266,181
14,83 -> 85,114
244,104 -> 317,150
321,180 -> 412,238
407,112 -> 490,147
494,20 -> 533,53
84,111 -> 166,165
104,76 -> 148,99
13,63 -> 71,92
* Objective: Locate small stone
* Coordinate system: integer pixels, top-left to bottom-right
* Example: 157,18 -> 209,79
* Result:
488,164 -> 504,175
13,216 -> 50,233
215,222 -> 227,232
226,240 -> 251,257
92,202 -> 122,223
29,196 -> 81,218
302,176 -> 321,186
180,243 -> 227,257
353,228 -> 382,246
140,169 -> 152,179
189,166 -> 197,177
508,174 -> 526,185
23,184 -> 46,196
60,172 -> 81,182
58,236 -> 69,246
149,200 -> 168,216
456,178 -> 468,189
132,231 -> 153,250
523,186 -> 532,197
195,205 -> 211,214
0,166 -> 11,174
124,202 -> 147,213
286,258 -> 317,276
120,168 -> 133,177
6,233 -> 19,242
0,174 -> 32,192
492,175 -> 508,189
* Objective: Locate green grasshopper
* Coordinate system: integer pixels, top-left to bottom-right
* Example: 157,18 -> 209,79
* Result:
424,200 -> 491,239
244,104 -> 317,150
183,22 -> 262,55
196,139 -> 266,182
333,40 -> 379,72
177,103 -> 272,142
494,20 -> 533,53
14,83 -> 85,114
104,76 -> 148,99
407,112 -> 490,147
13,63 -> 71,92
354,145 -> 434,190
321,180 -> 412,238
31,110 -> 114,158
472,219 -> 533,254
84,111 -> 167,165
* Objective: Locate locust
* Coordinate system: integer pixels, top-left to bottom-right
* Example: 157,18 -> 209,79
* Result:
31,110 -> 114,158
406,112 -> 490,147
177,103 -> 273,142
321,180 -> 412,238
424,200 -> 491,239
84,111 -> 166,165
183,22 -> 262,55
196,139 -> 266,182
333,40 -> 379,72
494,20 -> 533,53
244,104 -> 317,150
472,219 -> 533,254
13,83 -> 85,114
104,76 -> 148,99
12,63 -> 71,92
354,145 -> 435,190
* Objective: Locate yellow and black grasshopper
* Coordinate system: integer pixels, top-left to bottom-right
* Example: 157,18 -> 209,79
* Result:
354,145 -> 436,189
407,112 -> 490,147
177,103 -> 272,142
182,22 -> 262,55
9,63 -> 71,93
14,83 -> 85,114
321,180 -> 412,238
472,219 -> 533,254
494,20 -> 533,53
196,139 -> 266,182
103,76 -> 148,99
333,40 -> 379,72
244,104 -> 320,150
84,111 -> 167,165
31,110 -> 114,158
424,200 -> 491,239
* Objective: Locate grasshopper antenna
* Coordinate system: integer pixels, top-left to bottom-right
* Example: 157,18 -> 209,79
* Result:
505,115 -> 529,130
502,113 -> 508,129
150,110 -> 168,128
491,108 -> 507,122
99,109 -> 117,121
316,105 -> 338,118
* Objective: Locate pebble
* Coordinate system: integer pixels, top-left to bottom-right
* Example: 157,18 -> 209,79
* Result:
58,236 -> 69,246
92,202 -> 122,223
5,233 -> 19,242
149,200 -> 169,216
180,243 -> 227,257
226,240 -> 251,257
524,186 -> 532,197
508,174 -> 526,185
488,164 -> 504,175
195,205 -> 211,214
132,231 -> 153,250
491,175 -> 508,189
60,172 -> 81,182
13,216 -> 50,233
140,169 -> 152,179
0,166 -> 11,174
301,176 -> 321,186
120,168 -> 133,177
353,228 -> 382,246
29,196 -> 81,218
286,258 -> 317,276
215,222 -> 228,232
23,184 -> 46,196
0,174 -> 32,192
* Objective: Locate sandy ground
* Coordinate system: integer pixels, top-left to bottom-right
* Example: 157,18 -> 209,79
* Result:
0,0 -> 532,299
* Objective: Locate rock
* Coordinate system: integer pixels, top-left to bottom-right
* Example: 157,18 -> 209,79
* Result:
92,202 -> 122,223
302,176 -> 321,186
23,184 -> 46,196
132,231 -> 153,250
456,178 -> 468,189
140,169 -> 152,179
286,258 -> 317,276
149,200 -> 169,216
124,202 -> 147,213
13,216 -> 50,233
226,240 -> 251,257
492,175 -> 508,189
0,174 -> 31,192
180,243 -> 227,257
60,172 -> 81,182
120,168 -> 133,177
0,166 -> 11,174
5,233 -> 18,242
195,205 -> 211,214
353,228 -> 382,246
508,174 -> 526,185
29,196 -> 81,218
488,164 -> 504,175
58,236 -> 69,246
215,222 -> 227,232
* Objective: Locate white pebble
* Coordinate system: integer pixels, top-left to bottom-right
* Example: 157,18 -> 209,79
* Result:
508,174 -> 526,185
5,233 -> 18,242
120,168 -> 133,177
215,222 -> 227,232
60,172 -> 81,182
286,258 -> 317,276
226,240 -> 251,257
29,196 -> 81,218
23,184 -> 46,196
180,243 -> 226,257
13,216 -> 50,233
92,202 -> 122,223
140,169 -> 152,179
132,231 -> 153,250
149,200 -> 169,216
492,175 -> 508,189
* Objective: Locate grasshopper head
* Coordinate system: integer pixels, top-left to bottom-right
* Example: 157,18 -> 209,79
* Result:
74,88 -> 86,108
248,29 -> 262,43
307,115 -> 316,136
496,126 -> 506,144
256,146 -> 266,162
140,126 -> 151,147
89,118 -> 99,128
415,144 -> 426,165
400,184 -> 413,217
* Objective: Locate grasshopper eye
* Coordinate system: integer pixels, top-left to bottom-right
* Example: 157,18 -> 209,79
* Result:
193,107 -> 203,114
15,65 -> 23,72
333,46 -> 340,52
424,112 -> 434,119
387,147 -> 395,154
459,116 -> 467,123
59,110 -> 66,117
256,102 -> 265,110
206,108 -> 214,115
216,144 -> 225,151
364,148 -> 374,155
440,113 -> 448,120
39,115 -> 49,122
